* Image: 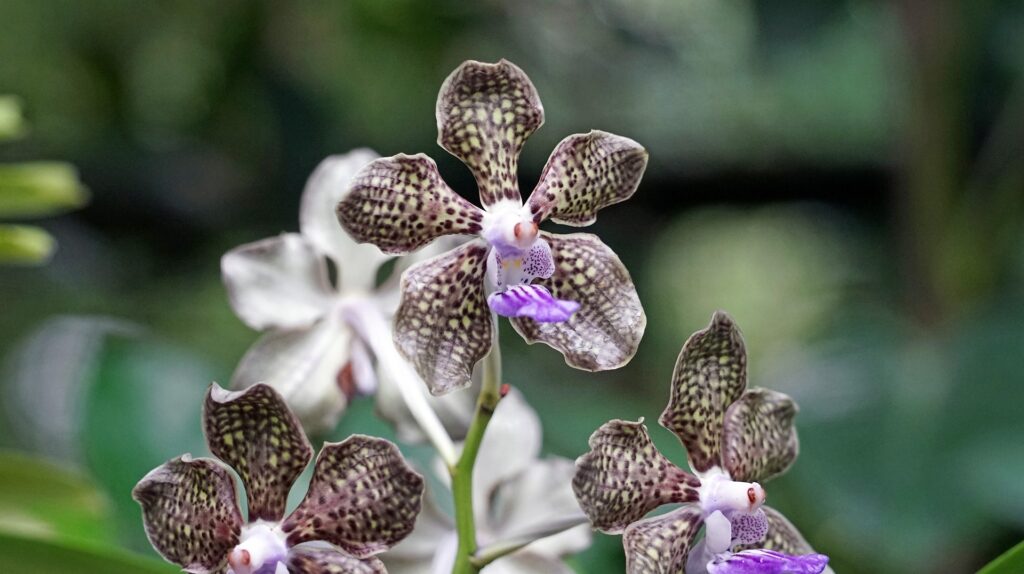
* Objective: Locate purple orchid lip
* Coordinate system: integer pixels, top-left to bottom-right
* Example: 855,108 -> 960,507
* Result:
487,284 -> 580,322
706,549 -> 829,574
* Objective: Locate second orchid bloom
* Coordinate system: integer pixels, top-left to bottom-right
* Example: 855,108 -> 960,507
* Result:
572,312 -> 830,574
337,59 -> 649,395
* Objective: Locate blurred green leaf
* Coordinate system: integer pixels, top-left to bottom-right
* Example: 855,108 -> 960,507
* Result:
0,531 -> 176,574
0,224 -> 55,264
0,96 -> 25,141
0,162 -> 88,218
978,540 -> 1024,574
0,451 -> 113,545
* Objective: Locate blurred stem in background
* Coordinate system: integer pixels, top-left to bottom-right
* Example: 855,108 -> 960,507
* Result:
897,0 -> 1021,326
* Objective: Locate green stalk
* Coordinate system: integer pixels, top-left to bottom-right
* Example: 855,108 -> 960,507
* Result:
451,327 -> 504,574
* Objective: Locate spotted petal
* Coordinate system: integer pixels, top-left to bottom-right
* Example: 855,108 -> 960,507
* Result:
300,149 -> 390,293
436,59 -> 544,209
221,233 -> 333,331
511,232 -> 645,371
623,505 -> 704,574
132,456 -> 242,573
394,240 -> 492,395
288,547 -> 387,574
736,507 -> 816,555
722,388 -> 799,483
659,311 -> 748,475
527,131 -> 648,226
283,435 -> 424,557
203,383 -> 313,522
572,419 -> 699,533
336,153 -> 484,255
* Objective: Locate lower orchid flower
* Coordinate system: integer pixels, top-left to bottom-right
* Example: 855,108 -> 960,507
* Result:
133,383 -> 424,574
572,312 -> 830,574
382,389 -> 591,573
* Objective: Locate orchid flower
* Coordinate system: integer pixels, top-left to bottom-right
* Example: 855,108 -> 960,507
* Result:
133,383 -> 424,574
221,149 -> 473,457
572,312 -> 830,574
382,389 -> 591,574
336,59 -> 649,395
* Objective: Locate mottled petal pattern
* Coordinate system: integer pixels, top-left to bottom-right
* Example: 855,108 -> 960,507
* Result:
735,507 -> 816,555
622,506 -> 704,574
572,419 -> 699,533
706,549 -> 829,574
488,284 -> 579,322
394,240 -> 492,395
288,547 -> 387,574
722,388 -> 799,483
511,233 -> 645,371
659,311 -> 748,475
203,384 -> 313,522
221,233 -> 333,331
283,435 -> 424,557
336,153 -> 484,255
132,456 -> 242,573
528,131 -> 648,226
436,59 -> 544,208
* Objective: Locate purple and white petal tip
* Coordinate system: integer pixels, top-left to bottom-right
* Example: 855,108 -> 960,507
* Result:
706,549 -> 829,574
487,284 -> 580,323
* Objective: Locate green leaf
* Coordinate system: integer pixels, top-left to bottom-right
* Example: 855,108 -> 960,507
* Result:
0,531 -> 177,574
978,540 -> 1024,574
0,224 -> 56,265
0,96 -> 26,141
0,162 -> 88,218
0,451 -> 114,546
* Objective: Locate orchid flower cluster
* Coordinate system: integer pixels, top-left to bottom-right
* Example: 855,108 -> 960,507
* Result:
134,59 -> 831,574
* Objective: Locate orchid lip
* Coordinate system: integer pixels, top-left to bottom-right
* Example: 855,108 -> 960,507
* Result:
227,521 -> 288,574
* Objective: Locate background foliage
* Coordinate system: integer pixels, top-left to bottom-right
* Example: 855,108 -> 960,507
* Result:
2,1 -> 1023,573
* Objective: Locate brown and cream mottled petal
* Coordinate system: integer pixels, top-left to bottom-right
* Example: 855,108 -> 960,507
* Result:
527,131 -> 648,226
722,388 -> 800,483
659,311 -> 748,475
203,383 -> 313,522
132,456 -> 242,573
735,506 -> 816,555
336,153 -> 484,255
436,59 -> 544,209
282,435 -> 424,557
511,232 -> 645,372
394,240 -> 492,395
623,505 -> 704,574
287,547 -> 387,574
572,419 -> 699,533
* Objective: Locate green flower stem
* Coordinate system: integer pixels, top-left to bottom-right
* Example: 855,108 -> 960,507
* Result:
451,325 -> 504,574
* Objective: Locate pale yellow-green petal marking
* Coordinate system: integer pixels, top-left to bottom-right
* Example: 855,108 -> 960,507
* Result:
572,419 -> 699,533
337,153 -> 484,255
282,435 -> 424,558
511,232 -> 645,372
722,388 -> 800,483
288,547 -> 387,574
527,130 -> 648,226
203,383 -> 313,522
132,456 -> 242,573
659,311 -> 748,475
623,505 -> 704,574
394,240 -> 493,395
436,59 -> 544,209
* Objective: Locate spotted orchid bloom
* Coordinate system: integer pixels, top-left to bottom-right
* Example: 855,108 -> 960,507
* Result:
222,149 -> 475,439
336,59 -> 648,394
382,389 -> 591,574
572,312 -> 830,574
133,383 -> 424,574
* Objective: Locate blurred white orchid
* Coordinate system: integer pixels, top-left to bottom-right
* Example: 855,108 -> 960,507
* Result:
221,149 -> 473,457
383,389 -> 591,574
